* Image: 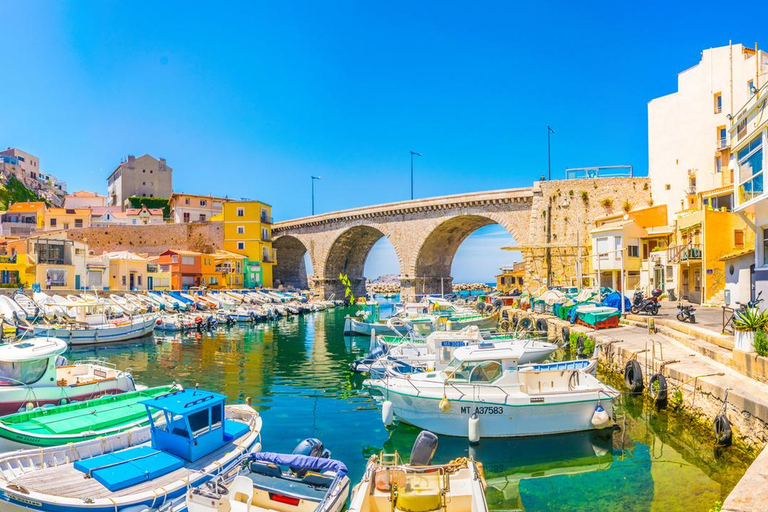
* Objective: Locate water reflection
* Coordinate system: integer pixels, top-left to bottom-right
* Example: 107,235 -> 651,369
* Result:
63,308 -> 750,511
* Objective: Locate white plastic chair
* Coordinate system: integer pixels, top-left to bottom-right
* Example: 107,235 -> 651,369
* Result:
229,475 -> 253,512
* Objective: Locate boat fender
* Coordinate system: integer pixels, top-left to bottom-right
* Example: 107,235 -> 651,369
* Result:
156,319 -> 163,326
468,413 -> 481,444
714,414 -> 732,446
649,374 -> 668,407
561,326 -> 570,345
576,335 -> 585,357
591,404 -> 611,428
382,400 -> 394,426
624,360 -> 644,393
519,317 -> 533,331
535,318 -> 548,333
195,316 -> 203,324
511,313 -> 519,327
439,396 -> 450,412
499,319 -> 511,332
25,402 -> 34,412
484,304 -> 495,314
475,302 -> 485,312
493,299 -> 504,310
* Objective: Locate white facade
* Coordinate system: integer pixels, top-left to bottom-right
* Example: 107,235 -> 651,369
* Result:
649,44 -> 768,223
723,251 -> 754,307
64,191 -> 107,209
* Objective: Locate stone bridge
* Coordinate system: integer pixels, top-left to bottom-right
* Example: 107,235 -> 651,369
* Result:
272,178 -> 651,300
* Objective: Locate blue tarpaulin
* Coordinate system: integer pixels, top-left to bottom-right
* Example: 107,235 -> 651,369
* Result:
601,292 -> 631,311
569,302 -> 599,324
248,452 -> 348,478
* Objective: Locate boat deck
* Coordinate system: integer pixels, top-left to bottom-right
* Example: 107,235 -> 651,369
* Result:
9,433 -> 248,499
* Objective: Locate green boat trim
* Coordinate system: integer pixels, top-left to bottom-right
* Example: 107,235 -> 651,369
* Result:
0,384 -> 180,447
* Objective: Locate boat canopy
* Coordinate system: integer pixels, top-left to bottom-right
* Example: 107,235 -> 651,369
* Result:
452,343 -> 524,362
248,452 -> 348,478
0,337 -> 67,363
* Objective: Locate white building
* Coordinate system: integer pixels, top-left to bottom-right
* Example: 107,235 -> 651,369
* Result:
649,44 -> 768,223
107,154 -> 173,207
64,190 -> 107,209
91,205 -> 165,226
732,79 -> 768,302
169,193 -> 228,223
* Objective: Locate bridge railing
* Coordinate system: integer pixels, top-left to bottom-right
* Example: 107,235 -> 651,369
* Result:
565,166 -> 634,179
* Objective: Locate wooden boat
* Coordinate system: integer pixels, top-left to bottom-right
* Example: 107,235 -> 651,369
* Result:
21,313 -> 158,345
348,431 -> 488,512
187,438 -> 350,512
0,388 -> 262,512
0,384 -> 180,452
0,337 -> 138,416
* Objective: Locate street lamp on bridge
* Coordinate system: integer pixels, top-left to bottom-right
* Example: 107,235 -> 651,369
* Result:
410,151 -> 421,200
547,125 -> 555,181
311,176 -> 322,215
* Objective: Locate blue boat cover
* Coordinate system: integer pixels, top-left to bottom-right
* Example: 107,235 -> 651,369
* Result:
601,292 -> 631,311
248,452 -> 348,478
74,446 -> 184,491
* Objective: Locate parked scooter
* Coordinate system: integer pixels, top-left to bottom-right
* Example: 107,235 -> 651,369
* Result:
630,289 -> 661,315
736,291 -> 763,313
676,303 -> 696,323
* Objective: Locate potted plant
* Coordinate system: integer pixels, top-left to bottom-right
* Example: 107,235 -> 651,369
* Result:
733,307 -> 768,352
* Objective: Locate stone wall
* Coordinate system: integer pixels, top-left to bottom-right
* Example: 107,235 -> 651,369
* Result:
66,221 -> 223,255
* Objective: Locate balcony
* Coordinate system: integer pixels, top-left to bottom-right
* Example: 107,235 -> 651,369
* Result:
717,137 -> 729,150
260,215 -> 273,224
668,242 -> 702,263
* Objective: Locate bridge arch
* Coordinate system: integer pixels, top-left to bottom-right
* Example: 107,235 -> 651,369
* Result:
322,225 -> 403,299
273,235 -> 313,289
408,214 -> 519,296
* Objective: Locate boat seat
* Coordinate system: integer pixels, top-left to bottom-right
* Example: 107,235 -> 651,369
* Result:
395,472 -> 443,512
250,461 -> 282,478
374,468 -> 405,492
224,419 -> 250,441
230,475 -> 253,512
302,471 -> 334,488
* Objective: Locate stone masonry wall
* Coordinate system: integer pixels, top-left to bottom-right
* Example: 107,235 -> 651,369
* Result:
66,221 -> 223,255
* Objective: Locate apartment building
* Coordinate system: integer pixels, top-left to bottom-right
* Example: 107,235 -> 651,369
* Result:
0,202 -> 46,236
107,154 -> 173,207
43,208 -> 91,231
649,43 -> 768,222
169,193 -> 229,223
64,190 -> 107,209
222,201 -> 274,287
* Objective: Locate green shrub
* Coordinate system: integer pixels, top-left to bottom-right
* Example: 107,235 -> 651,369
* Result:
580,191 -> 589,203
126,196 -> 171,219
0,175 -> 48,209
600,197 -> 613,209
755,329 -> 768,357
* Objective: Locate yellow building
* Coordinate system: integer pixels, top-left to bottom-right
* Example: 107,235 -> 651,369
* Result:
103,251 -> 149,291
496,262 -> 525,294
7,232 -> 88,290
1,202 -> 47,237
214,250 -> 246,289
222,201 -> 274,288
147,256 -> 172,291
43,207 -> 91,231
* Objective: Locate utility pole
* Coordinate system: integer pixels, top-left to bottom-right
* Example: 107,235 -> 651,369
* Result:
410,151 -> 421,200
546,199 -> 552,288
311,176 -> 321,215
547,125 -> 555,181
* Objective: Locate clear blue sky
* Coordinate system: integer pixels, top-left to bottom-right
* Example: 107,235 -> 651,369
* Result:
0,1 -> 763,281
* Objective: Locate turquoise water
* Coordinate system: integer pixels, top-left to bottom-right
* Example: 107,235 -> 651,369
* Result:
65,307 -> 751,511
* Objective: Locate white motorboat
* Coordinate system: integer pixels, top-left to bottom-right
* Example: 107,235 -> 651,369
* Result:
0,388 -> 261,512
23,313 -> 158,345
12,293 -> 40,320
348,431 -> 488,512
352,327 -> 558,376
0,337 -> 137,416
365,343 -> 618,439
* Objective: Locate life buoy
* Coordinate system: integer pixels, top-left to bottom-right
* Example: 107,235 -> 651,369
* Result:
624,360 -> 643,393
194,316 -> 203,324
499,319 -> 511,332
714,414 -> 732,446
649,374 -> 668,407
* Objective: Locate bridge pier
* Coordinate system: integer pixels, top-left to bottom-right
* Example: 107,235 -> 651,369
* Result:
313,276 -> 367,302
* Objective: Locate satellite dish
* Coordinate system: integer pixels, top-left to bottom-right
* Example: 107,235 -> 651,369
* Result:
623,214 -> 630,221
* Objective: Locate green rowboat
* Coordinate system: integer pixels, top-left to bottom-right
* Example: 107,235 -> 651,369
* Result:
0,384 -> 179,451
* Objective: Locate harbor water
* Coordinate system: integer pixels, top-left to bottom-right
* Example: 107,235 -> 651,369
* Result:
66,306 -> 752,511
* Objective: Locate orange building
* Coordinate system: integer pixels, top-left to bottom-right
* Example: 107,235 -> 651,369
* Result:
157,249 -> 222,289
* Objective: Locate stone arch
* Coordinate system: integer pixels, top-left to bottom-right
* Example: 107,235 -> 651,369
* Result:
273,235 -> 312,289
410,214 -> 517,296
321,225 -> 402,299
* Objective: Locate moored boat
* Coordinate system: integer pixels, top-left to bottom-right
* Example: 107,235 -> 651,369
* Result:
21,313 -> 158,345
365,343 -> 619,439
348,430 -> 488,512
0,388 -> 262,512
0,337 -> 138,416
0,384 -> 180,452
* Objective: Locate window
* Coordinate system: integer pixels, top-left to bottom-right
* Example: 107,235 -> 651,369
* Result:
738,137 -> 764,202
694,269 -> 701,291
185,198 -> 190,205
734,230 -> 745,248
262,227 -> 269,240
714,92 -> 722,113
715,156 -> 722,174
46,268 -> 67,286
0,358 -> 48,386
237,226 -> 245,234
200,200 -> 207,207
237,207 -> 245,217
237,242 -> 245,250
596,237 -> 609,260
749,79 -> 755,96
183,212 -> 191,223
446,360 -> 503,383
627,245 -> 639,258
199,214 -> 206,221
764,228 -> 768,267
74,219 -> 83,228
121,275 -> 126,285
137,275 -> 142,285
182,256 -> 195,265
717,126 -> 727,149
50,218 -> 56,227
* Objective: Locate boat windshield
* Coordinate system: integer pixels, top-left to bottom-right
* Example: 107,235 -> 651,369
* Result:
448,360 -> 503,384
0,358 -> 49,386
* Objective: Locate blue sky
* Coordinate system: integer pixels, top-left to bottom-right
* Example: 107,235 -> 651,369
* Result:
0,1 -> 764,281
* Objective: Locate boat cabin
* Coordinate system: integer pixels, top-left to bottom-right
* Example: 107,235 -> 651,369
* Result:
141,388 -> 247,462
442,343 -> 522,385
0,337 -> 66,387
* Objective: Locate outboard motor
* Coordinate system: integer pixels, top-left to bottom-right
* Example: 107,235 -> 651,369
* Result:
291,438 -> 331,476
409,430 -> 438,466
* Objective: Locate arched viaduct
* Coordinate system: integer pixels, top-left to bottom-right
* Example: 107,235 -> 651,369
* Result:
272,178 -> 652,300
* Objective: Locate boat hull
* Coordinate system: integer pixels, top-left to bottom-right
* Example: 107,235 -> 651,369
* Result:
27,316 -> 158,345
377,388 -> 615,438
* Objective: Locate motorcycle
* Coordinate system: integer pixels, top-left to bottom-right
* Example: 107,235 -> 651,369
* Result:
630,289 -> 661,316
736,291 -> 763,313
676,303 -> 696,323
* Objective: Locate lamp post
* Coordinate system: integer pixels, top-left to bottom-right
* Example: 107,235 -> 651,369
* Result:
547,125 -> 555,181
311,176 -> 321,215
410,151 -> 421,200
